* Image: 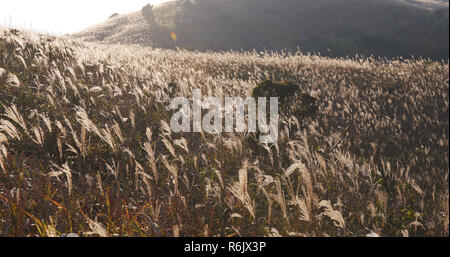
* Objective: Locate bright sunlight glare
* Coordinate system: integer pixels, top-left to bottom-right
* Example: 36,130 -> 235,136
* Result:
0,0 -> 170,34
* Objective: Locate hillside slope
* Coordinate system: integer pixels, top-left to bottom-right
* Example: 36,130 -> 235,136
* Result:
73,0 -> 449,60
1,28 -> 449,236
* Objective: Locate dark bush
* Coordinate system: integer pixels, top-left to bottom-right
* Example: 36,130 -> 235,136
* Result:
108,13 -> 119,19
252,80 -> 318,118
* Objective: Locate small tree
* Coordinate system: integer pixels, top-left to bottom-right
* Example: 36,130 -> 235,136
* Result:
178,0 -> 193,9
142,4 -> 155,24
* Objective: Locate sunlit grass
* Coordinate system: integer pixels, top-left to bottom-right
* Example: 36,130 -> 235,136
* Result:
0,28 -> 448,237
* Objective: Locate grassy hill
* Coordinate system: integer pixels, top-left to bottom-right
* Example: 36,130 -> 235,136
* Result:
73,0 -> 449,60
0,28 -> 448,236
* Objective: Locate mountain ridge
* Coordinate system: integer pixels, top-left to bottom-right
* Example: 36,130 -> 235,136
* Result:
72,0 -> 449,60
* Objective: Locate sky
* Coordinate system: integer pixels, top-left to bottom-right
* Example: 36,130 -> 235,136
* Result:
0,0 -> 171,35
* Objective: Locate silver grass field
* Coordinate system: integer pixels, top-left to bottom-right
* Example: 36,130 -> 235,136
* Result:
0,28 -> 448,237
